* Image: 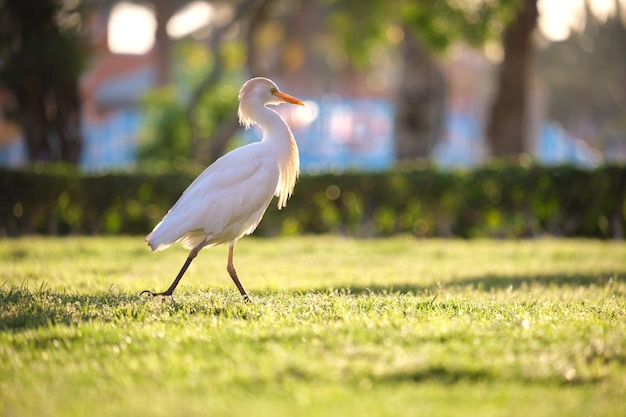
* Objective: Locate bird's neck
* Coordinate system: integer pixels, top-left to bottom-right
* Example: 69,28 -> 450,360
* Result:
248,104 -> 294,149
251,105 -> 288,140
253,104 -> 300,209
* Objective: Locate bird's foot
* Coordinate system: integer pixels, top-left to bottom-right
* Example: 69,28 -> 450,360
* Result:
139,289 -> 172,297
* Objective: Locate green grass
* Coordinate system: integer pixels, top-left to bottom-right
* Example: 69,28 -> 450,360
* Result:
1,236 -> 625,417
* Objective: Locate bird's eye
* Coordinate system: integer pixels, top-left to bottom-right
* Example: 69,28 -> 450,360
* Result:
270,87 -> 277,94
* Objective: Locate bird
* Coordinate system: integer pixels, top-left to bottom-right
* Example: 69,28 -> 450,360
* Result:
140,77 -> 304,301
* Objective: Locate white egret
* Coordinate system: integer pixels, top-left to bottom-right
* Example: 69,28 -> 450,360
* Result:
141,77 -> 304,301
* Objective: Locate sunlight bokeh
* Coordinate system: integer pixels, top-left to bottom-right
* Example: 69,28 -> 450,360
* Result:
106,0 -> 624,55
538,0 -> 620,41
167,1 -> 214,39
108,1 -> 216,54
108,2 -> 156,54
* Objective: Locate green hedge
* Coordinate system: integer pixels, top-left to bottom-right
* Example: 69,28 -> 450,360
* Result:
1,163 -> 625,239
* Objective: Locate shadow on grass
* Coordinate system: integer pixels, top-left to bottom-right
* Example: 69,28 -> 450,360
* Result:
0,284 -> 258,331
339,272 -> 625,296
2,271 -> 623,331
372,364 -> 609,386
377,366 -> 495,385
0,285 -> 140,331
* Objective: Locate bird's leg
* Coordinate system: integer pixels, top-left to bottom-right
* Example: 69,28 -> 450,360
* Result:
141,242 -> 205,297
227,243 -> 251,302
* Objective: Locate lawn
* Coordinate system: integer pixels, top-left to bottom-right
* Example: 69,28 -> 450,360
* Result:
1,236 -> 625,417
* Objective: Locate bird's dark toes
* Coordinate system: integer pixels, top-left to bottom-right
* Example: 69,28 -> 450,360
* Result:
139,289 -> 171,297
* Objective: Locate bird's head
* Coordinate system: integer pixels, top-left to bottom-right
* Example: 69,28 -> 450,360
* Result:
238,77 -> 304,129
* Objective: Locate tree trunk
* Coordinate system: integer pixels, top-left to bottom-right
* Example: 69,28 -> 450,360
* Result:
5,0 -> 85,164
16,71 -> 83,165
394,29 -> 446,161
245,0 -> 273,76
152,0 -> 178,86
486,0 -> 538,157
53,78 -> 83,164
20,77 -> 48,161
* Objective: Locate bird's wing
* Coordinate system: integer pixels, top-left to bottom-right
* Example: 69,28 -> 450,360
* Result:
147,144 -> 279,251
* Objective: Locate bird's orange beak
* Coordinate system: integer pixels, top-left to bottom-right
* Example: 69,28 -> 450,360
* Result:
273,90 -> 305,106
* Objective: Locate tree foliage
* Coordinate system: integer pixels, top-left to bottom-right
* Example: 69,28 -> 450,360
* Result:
0,0 -> 89,164
328,0 -> 518,60
137,41 -> 242,166
486,0 -> 538,157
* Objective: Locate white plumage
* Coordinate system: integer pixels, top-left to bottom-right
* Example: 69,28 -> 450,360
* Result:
141,77 -> 304,301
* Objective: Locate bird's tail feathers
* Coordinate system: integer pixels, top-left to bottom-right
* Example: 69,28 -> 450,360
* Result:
145,220 -> 174,252
146,224 -> 209,253
146,233 -> 171,252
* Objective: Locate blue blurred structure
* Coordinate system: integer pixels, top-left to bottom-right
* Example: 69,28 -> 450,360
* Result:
78,64 -> 153,171
432,111 -> 485,168
246,96 -> 395,173
299,98 -> 395,173
0,99 -> 607,171
536,122 -> 602,167
0,135 -> 27,168
0,111 -> 142,171
80,111 -> 143,172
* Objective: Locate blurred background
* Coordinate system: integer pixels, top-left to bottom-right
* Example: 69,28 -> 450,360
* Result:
1,0 -> 625,239
1,0 -> 625,170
